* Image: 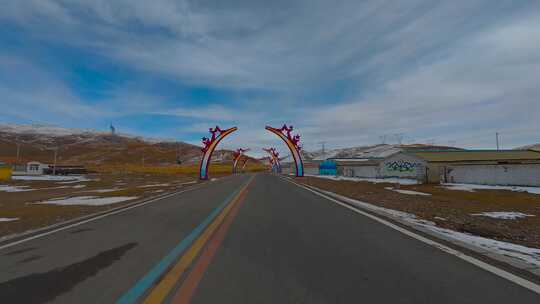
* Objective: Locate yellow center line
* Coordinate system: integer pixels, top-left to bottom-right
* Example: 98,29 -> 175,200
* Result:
143,177 -> 253,304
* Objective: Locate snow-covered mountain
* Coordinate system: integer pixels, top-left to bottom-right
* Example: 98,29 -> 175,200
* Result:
0,123 -> 175,143
280,144 -> 463,163
0,123 -> 100,137
0,123 -> 248,166
517,143 -> 540,151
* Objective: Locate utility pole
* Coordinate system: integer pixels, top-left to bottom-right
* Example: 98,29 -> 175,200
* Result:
318,141 -> 326,159
380,135 -> 387,144
142,151 -> 145,167
52,147 -> 58,175
496,132 -> 500,150
176,142 -> 181,165
16,140 -> 21,163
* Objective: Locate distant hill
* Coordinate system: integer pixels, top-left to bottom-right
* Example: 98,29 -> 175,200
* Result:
517,143 -> 540,152
0,124 -> 257,166
281,144 -> 464,163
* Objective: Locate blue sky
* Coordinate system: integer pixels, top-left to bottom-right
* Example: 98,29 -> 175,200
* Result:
1,1 -> 539,157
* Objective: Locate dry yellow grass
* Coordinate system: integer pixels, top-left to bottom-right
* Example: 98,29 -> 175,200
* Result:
90,163 -> 267,175
0,171 -> 197,237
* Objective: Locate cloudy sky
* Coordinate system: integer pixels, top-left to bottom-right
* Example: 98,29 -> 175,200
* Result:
1,1 -> 539,156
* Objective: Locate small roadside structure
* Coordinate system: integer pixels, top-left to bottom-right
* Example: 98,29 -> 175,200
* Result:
0,162 -> 12,181
319,160 -> 337,175
384,150 -> 540,186
26,161 -> 49,175
44,165 -> 87,175
333,158 -> 384,178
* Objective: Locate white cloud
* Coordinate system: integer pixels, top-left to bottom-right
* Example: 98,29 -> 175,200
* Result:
0,55 -> 103,122
1,1 -> 539,151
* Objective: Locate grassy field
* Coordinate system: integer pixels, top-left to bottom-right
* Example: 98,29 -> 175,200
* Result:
0,162 -> 268,238
0,172 -> 200,238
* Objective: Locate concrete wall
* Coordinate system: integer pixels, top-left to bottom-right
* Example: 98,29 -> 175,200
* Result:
280,165 -> 318,176
304,166 -> 319,175
444,164 -> 540,186
281,166 -> 293,175
341,165 -> 379,178
381,153 -> 426,181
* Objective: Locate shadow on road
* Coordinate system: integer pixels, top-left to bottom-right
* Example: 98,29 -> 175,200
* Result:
0,242 -> 137,303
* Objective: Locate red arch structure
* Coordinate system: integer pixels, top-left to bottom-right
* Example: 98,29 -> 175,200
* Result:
241,158 -> 249,171
232,148 -> 249,174
199,126 -> 238,180
264,155 -> 275,170
265,124 -> 303,177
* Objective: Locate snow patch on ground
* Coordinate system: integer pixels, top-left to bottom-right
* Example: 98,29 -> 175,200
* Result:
306,174 -> 419,185
384,187 -> 431,196
36,196 -> 138,206
443,183 -> 540,195
316,188 -> 540,267
12,175 -> 94,182
0,217 -> 19,222
0,185 -> 34,192
180,181 -> 197,185
33,185 -> 87,190
138,183 -> 170,188
471,212 -> 536,220
91,188 -> 124,193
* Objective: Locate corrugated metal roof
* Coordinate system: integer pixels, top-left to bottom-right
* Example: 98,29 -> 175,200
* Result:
410,150 -> 540,162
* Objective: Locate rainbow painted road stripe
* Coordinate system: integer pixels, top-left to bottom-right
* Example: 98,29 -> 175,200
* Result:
117,176 -> 252,304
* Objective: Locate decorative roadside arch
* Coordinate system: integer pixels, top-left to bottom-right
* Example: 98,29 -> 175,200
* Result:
232,148 -> 249,174
241,158 -> 249,171
264,154 -> 275,170
263,147 -> 281,173
265,124 -> 304,177
199,126 -> 238,180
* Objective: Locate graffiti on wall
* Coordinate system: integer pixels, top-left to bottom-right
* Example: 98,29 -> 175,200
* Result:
385,160 -> 421,173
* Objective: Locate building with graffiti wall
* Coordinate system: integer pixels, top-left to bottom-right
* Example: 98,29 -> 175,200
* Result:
333,158 -> 384,178
411,150 -> 540,186
331,149 -> 540,187
379,150 -> 540,186
381,153 -> 427,181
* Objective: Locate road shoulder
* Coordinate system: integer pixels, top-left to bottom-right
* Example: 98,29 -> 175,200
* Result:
283,176 -> 540,294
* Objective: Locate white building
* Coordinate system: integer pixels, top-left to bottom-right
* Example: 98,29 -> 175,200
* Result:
25,161 -> 49,175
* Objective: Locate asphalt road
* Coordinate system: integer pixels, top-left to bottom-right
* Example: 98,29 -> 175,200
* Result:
0,173 -> 538,303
